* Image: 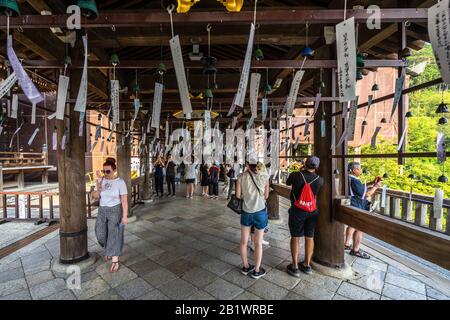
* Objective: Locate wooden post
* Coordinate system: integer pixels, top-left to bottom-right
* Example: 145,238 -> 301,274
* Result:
56,38 -> 89,264
116,123 -> 132,216
312,51 -> 346,269
267,185 -> 280,220
414,202 -> 427,227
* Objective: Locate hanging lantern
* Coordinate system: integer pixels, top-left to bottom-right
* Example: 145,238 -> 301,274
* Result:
77,0 -> 98,19
0,0 -> 19,17
132,83 -> 140,93
204,88 -> 214,99
380,117 -> 387,124
399,47 -> 412,59
300,47 -> 314,58
157,63 -> 166,75
371,83 -> 380,91
202,56 -> 217,75
436,101 -> 449,114
405,111 -> 413,118
316,80 -> 326,89
408,173 -> 416,179
254,48 -> 264,61
306,111 -> 311,117
356,53 -> 365,68
177,0 -> 200,13
438,174 -> 448,183
356,70 -> 364,81
362,120 -> 368,126
110,53 -> 120,66
218,0 -> 244,12
264,83 -> 272,93
383,173 -> 389,179
438,117 -> 448,125
64,56 -> 72,66
362,168 -> 368,175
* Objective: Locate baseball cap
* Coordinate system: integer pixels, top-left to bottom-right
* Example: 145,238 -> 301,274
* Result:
305,156 -> 320,169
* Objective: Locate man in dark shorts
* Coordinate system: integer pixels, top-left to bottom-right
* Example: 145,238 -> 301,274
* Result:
286,156 -> 323,276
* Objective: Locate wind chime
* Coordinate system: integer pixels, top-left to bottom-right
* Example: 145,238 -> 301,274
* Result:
203,24 -> 215,111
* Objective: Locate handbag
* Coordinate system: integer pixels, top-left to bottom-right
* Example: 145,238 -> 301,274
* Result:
226,171 -> 263,215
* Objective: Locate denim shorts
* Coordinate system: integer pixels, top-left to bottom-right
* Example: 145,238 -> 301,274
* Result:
240,209 -> 268,230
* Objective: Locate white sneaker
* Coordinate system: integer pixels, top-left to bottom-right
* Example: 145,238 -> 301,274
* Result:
262,239 -> 270,246
186,195 -> 190,198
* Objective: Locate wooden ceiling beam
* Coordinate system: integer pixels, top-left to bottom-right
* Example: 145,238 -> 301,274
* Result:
0,9 -> 429,29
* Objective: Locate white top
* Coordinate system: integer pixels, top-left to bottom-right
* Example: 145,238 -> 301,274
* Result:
98,177 -> 128,207
185,164 -> 198,180
238,171 -> 269,213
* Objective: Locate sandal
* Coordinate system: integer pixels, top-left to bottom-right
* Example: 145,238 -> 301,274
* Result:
344,245 -> 352,251
349,250 -> 371,259
110,260 -> 120,273
103,256 -> 111,262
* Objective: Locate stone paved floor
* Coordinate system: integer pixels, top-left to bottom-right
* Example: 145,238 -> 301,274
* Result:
0,184 -> 449,300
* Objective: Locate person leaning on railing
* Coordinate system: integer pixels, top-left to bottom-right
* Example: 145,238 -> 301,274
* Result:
344,161 -> 382,260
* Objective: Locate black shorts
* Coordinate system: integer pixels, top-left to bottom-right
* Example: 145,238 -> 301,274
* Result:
288,210 -> 318,238
186,179 -> 195,183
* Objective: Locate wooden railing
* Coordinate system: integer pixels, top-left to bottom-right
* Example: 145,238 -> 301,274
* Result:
373,189 -> 450,234
0,151 -> 47,167
0,191 -> 97,224
271,183 -> 450,270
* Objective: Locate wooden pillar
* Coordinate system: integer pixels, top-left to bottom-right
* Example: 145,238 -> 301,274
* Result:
397,19 -> 407,165
312,49 -> 346,269
57,38 -> 88,264
267,184 -> 280,220
116,123 -> 132,216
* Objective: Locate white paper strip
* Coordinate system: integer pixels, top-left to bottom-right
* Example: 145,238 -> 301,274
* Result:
74,35 -> 88,113
397,126 -> 408,151
371,126 -> 382,149
437,132 -> 446,162
304,119 -> 310,136
0,125 -> 3,136
367,94 -> 373,114
165,120 -> 169,147
79,120 -> 84,137
347,98 -> 358,141
9,122 -> 23,148
235,23 -> 255,108
285,70 -> 305,117
151,83 -> 163,128
52,130 -> 57,150
247,116 -> 255,128
261,98 -> 268,121
390,76 -> 405,122
61,133 -> 67,150
336,17 -> 357,102
11,94 -> 18,119
321,119 -> 326,138
28,128 -> 39,146
0,72 -> 17,99
169,35 -> 192,117
31,102 -> 36,124
100,140 -> 104,153
335,128 -> 348,149
250,73 -> 261,118
111,80 -> 120,126
232,116 -> 237,129
56,75 -> 69,120
429,0 -> 450,84
133,98 -> 140,120
90,140 -> 98,152
312,93 -> 322,116
7,36 -> 43,105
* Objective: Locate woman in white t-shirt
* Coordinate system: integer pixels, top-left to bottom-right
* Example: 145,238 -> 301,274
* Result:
236,162 -> 270,279
92,158 -> 128,273
184,160 -> 198,199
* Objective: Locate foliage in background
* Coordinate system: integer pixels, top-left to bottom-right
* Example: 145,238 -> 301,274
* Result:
354,44 -> 449,198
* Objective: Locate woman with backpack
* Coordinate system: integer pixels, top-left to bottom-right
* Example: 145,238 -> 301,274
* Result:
236,162 -> 270,279
285,156 -> 324,277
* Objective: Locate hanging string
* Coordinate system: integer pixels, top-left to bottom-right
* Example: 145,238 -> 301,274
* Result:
6,15 -> 9,37
343,0 -> 348,21
167,4 -> 175,38
253,0 -> 258,26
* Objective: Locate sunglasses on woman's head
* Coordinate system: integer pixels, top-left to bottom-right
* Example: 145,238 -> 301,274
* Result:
102,169 -> 112,174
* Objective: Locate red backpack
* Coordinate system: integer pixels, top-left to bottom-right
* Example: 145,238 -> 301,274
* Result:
294,172 -> 319,212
